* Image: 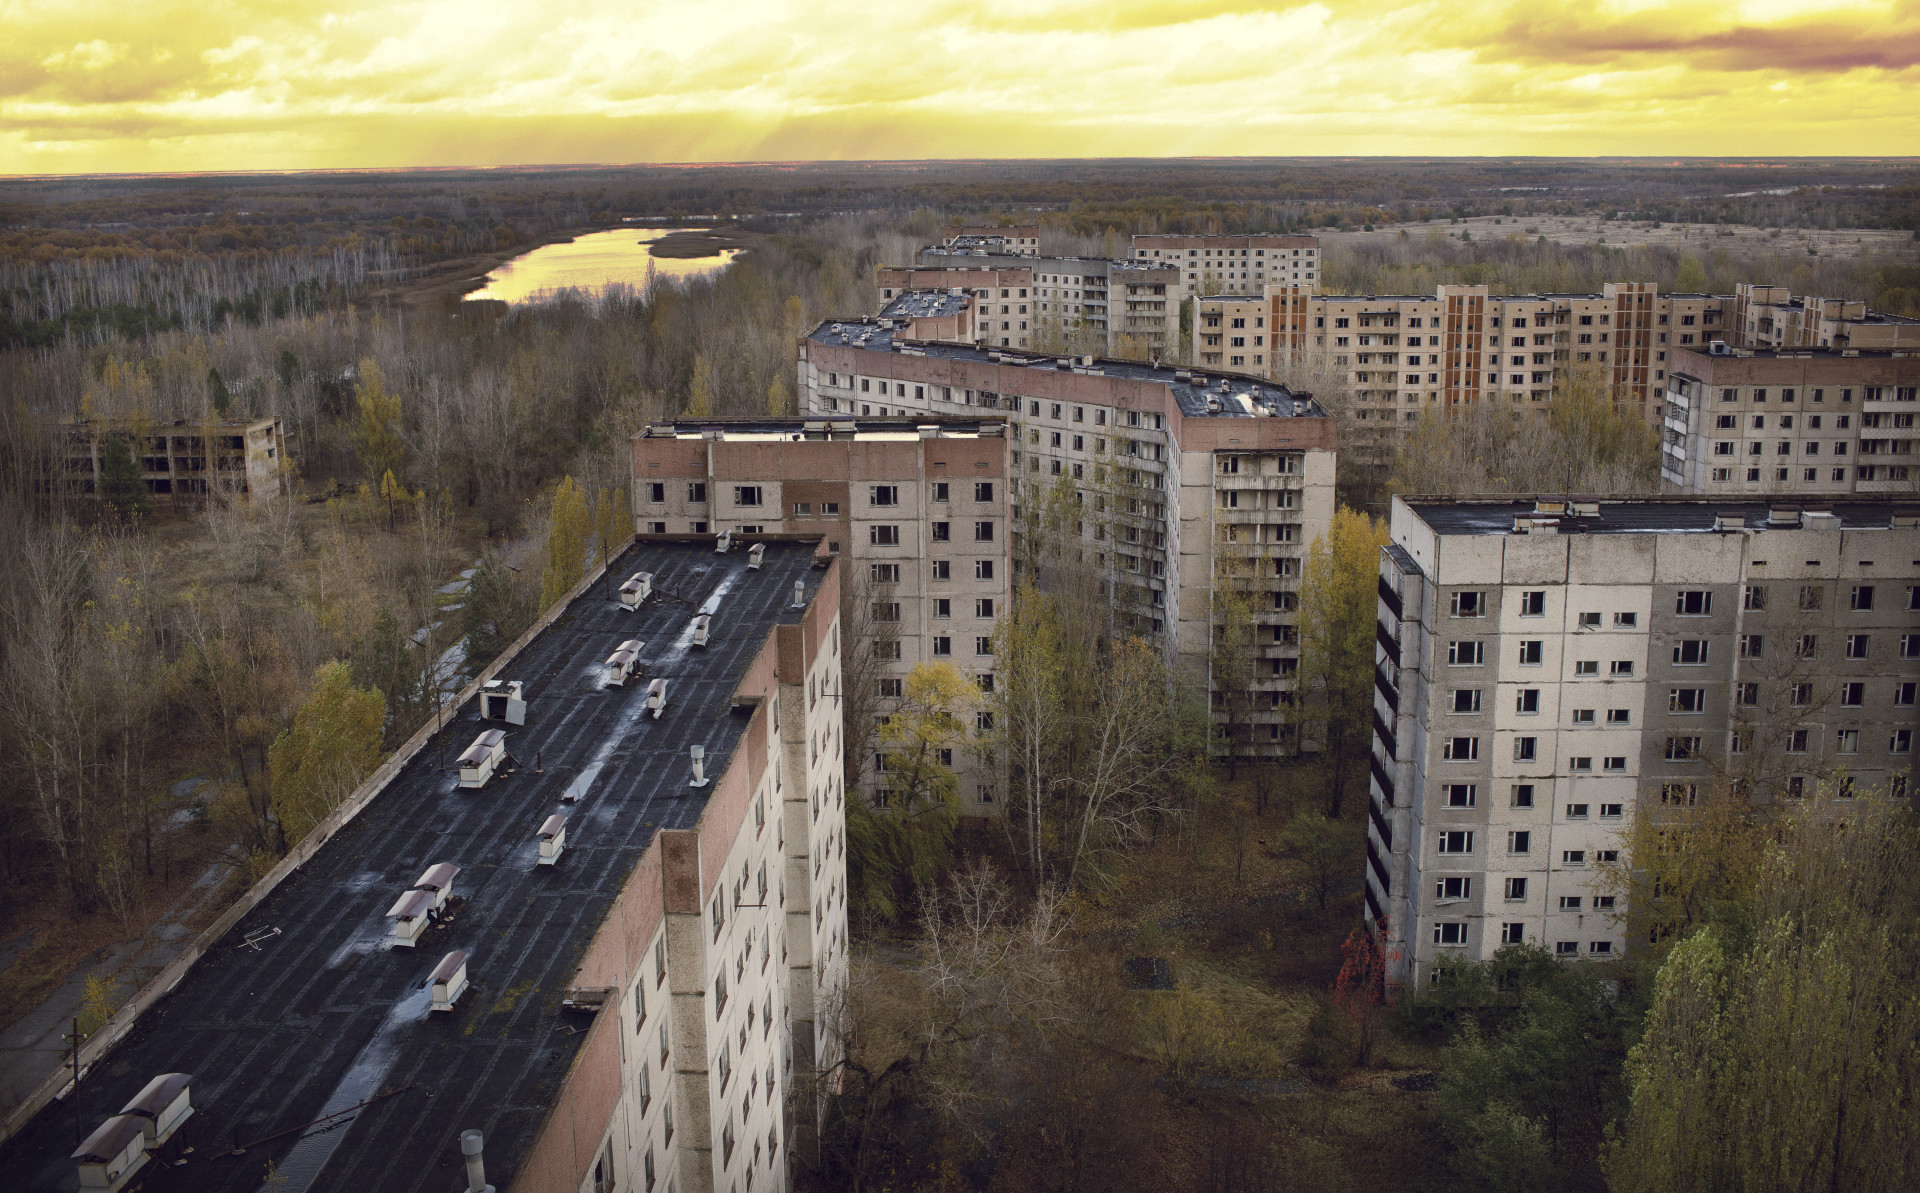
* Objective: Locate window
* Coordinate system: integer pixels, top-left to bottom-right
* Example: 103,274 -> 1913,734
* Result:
1508,830 -> 1532,854
1434,922 -> 1468,946
1850,584 -> 1874,611
1448,641 -> 1485,666
975,636 -> 994,656
931,635 -> 951,656
1674,590 -> 1712,616
1519,590 -> 1546,616
871,601 -> 900,622
1739,634 -> 1764,659
1516,689 -> 1540,714
1443,784 -> 1476,808
930,521 -> 949,542
975,598 -> 995,618
1449,689 -> 1483,714
1556,941 -> 1579,956
1799,585 -> 1824,611
1443,736 -> 1479,761
931,481 -> 949,502
1669,688 -> 1706,713
1608,709 -> 1631,725
974,521 -> 995,542
688,482 -> 707,504
1846,634 -> 1870,660
1841,682 -> 1865,707
1504,877 -> 1528,901
1562,850 -> 1587,867
821,501 -> 839,515
1571,708 -> 1596,724
1578,612 -> 1603,629
1672,641 -> 1709,665
1896,682 -> 1917,706
647,481 -> 666,503
1589,941 -> 1614,955
1601,802 -> 1624,817
1502,923 -> 1526,944
1903,635 -> 1920,660
1575,660 -> 1599,676
974,481 -> 995,502
1514,737 -> 1538,761
931,560 -> 950,582
1560,896 -> 1583,911
1836,729 -> 1860,754
1518,640 -> 1543,666
870,524 -> 900,546
1743,585 -> 1767,610
974,559 -> 995,581
1569,757 -> 1593,773
1787,729 -> 1809,754
931,597 -> 951,619
733,485 -> 762,507
869,562 -> 900,584
1614,612 -> 1638,628
1435,876 -> 1472,901
1450,591 -> 1486,617
1798,634 -> 1819,659
1437,830 -> 1474,854
1665,736 -> 1702,761
1661,782 -> 1697,806
1893,729 -> 1913,755
1511,784 -> 1535,808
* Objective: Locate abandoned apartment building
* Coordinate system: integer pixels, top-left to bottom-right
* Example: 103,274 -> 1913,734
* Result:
796,321 -> 1338,759
0,538 -> 852,1193
59,416 -> 288,506
1368,495 -> 1920,992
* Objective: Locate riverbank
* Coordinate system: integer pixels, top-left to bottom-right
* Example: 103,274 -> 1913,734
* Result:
648,225 -> 762,259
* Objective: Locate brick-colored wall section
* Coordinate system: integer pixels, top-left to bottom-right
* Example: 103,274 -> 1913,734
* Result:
510,998 -> 626,1193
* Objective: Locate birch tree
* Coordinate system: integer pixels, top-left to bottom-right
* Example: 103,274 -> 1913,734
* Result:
1296,508 -> 1388,818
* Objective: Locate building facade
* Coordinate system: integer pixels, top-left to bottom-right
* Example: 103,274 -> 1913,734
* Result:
915,249 -> 1185,360
1733,283 -> 1920,352
941,225 -> 1040,254
1130,233 -> 1321,292
634,418 -> 1012,812
62,416 -> 286,506
879,266 -> 1035,351
1661,346 -> 1920,497
1369,496 -> 1920,992
796,322 -> 1338,758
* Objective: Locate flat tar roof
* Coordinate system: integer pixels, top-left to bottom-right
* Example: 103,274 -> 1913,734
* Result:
807,320 -> 1326,421
1403,497 -> 1918,536
880,290 -> 969,319
0,540 -> 826,1193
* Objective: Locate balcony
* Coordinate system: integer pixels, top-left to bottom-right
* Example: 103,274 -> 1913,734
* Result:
1369,751 -> 1396,803
1368,792 -> 1392,849
1374,665 -> 1399,714
1376,575 -> 1403,618
1372,709 -> 1398,760
1366,835 -> 1391,891
1376,620 -> 1401,666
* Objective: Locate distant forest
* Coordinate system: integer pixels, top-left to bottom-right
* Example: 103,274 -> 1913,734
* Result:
3,158 -> 1916,348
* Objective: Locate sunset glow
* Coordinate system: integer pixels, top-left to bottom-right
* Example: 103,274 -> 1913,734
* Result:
3,0 -> 1916,173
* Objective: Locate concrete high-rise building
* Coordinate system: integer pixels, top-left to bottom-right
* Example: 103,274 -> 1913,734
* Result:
915,247 -> 1185,360
1130,233 -> 1321,292
1733,284 -> 1920,352
940,225 -> 1040,255
796,320 -> 1337,758
879,266 -> 1036,351
1369,495 -> 1920,992
1,541 -> 851,1193
1660,346 -> 1920,497
60,415 -> 287,506
634,417 -> 1012,811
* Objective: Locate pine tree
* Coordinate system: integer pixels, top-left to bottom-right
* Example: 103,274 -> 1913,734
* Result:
98,434 -> 150,520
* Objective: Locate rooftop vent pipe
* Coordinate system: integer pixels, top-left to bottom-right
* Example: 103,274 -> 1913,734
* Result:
461,1129 -> 496,1193
791,580 -> 806,609
689,744 -> 711,788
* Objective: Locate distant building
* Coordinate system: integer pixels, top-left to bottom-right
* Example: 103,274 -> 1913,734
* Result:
877,289 -> 978,344
940,225 -> 1040,255
796,320 -> 1338,758
634,417 -> 1012,811
1131,233 -> 1321,291
1369,495 -> 1920,992
914,248 -> 1186,360
1661,346 -> 1919,497
62,416 -> 286,506
1733,283 -> 1920,352
878,266 -> 1035,350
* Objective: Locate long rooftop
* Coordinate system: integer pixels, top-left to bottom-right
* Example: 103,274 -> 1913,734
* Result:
0,540 -> 828,1193
879,289 -> 969,319
645,415 -> 1006,440
1402,495 -> 1920,537
807,318 -> 1326,420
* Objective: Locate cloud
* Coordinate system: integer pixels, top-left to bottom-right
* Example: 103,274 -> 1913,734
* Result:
0,0 -> 1914,171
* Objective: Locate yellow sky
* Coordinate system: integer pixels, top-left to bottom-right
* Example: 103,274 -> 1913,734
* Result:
2,0 -> 1916,173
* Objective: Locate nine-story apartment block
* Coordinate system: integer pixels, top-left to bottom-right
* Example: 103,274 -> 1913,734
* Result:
1369,496 -> 1920,992
796,320 -> 1337,760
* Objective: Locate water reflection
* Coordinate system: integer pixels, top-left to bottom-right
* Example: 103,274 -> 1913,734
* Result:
466,227 -> 741,305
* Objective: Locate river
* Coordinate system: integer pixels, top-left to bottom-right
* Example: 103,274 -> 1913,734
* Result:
464,227 -> 743,305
